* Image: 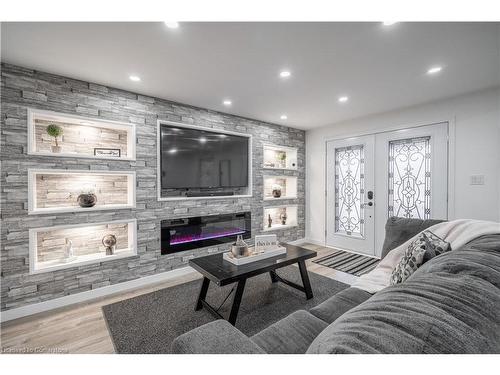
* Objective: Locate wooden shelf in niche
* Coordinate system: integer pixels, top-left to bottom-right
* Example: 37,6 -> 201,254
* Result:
263,175 -> 297,200
263,143 -> 298,170
29,219 -> 137,274
28,108 -> 136,160
263,205 -> 298,232
28,169 -> 136,215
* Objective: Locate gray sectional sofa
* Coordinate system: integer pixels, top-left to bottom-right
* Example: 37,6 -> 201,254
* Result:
171,218 -> 500,354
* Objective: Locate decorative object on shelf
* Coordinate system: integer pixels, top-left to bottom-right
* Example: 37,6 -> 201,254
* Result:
94,148 -> 121,157
102,234 -> 117,255
46,124 -> 63,153
264,161 -> 275,168
77,187 -> 98,208
255,234 -> 279,254
280,210 -> 288,225
268,214 -> 273,228
272,183 -> 282,198
277,151 -> 287,168
62,238 -> 76,263
231,235 -> 250,258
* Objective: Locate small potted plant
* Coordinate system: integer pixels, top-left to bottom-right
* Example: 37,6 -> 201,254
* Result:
277,151 -> 287,168
77,187 -> 97,208
46,124 -> 63,153
271,183 -> 283,198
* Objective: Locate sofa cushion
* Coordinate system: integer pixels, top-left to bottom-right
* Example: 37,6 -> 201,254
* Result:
381,217 -> 445,258
309,287 -> 372,324
307,235 -> 500,354
171,319 -> 265,354
250,310 -> 328,354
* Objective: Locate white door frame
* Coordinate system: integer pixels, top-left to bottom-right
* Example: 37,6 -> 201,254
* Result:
323,119 -> 456,253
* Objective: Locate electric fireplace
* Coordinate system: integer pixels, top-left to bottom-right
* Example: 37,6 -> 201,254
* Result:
161,212 -> 251,254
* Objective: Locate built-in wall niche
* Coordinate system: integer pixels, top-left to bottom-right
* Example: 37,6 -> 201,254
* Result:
28,169 -> 136,215
29,219 -> 137,274
263,175 -> 297,200
263,143 -> 298,170
28,108 -> 136,160
263,205 -> 298,231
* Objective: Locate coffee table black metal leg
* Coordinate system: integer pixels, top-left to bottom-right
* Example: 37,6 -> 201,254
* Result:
228,278 -> 246,325
298,260 -> 313,299
269,270 -> 279,283
195,277 -> 210,311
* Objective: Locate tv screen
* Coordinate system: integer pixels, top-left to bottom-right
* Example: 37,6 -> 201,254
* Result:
160,124 -> 249,189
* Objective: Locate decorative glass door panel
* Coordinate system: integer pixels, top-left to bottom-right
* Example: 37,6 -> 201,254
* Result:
327,136 -> 375,255
335,145 -> 365,237
388,136 -> 431,219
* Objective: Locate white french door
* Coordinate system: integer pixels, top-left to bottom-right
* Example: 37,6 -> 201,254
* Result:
326,135 -> 375,255
326,122 -> 449,257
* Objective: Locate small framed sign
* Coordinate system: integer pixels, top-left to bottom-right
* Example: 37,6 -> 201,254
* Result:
94,148 -> 121,157
255,234 -> 278,253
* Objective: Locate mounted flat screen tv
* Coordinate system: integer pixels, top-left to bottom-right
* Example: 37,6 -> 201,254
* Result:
160,124 -> 249,190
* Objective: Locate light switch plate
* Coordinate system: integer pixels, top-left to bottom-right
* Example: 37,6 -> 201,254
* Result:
470,175 -> 485,185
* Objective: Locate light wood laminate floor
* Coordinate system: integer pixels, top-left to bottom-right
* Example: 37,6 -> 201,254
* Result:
1,244 -> 357,354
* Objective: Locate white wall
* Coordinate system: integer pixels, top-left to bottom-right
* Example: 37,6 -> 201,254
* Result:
306,87 -> 500,243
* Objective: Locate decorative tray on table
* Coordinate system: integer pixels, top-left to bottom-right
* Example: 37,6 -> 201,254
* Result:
223,245 -> 287,265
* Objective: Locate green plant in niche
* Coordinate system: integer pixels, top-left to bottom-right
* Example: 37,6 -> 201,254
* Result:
46,124 -> 63,147
46,124 -> 63,153
277,151 -> 286,161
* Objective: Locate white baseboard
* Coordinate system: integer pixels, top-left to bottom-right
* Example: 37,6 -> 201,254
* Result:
1,266 -> 196,323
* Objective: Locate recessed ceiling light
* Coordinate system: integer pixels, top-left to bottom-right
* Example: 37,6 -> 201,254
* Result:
382,21 -> 398,26
199,137 -> 207,143
338,96 -> 349,103
279,70 -> 291,78
218,134 -> 227,138
129,75 -> 141,82
223,99 -> 232,106
168,148 -> 178,154
280,115 -> 288,120
427,66 -> 443,75
164,22 -> 179,29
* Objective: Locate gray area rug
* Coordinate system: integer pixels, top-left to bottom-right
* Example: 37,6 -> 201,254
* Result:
102,266 -> 348,353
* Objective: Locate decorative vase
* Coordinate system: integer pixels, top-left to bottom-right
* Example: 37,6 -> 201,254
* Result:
102,234 -> 117,256
62,238 -> 76,263
280,212 -> 288,225
77,193 -> 97,208
272,188 -> 282,198
51,145 -> 62,153
268,214 -> 273,228
231,235 -> 249,257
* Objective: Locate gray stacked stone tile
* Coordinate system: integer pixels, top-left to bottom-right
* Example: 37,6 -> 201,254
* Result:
0,63 -> 305,312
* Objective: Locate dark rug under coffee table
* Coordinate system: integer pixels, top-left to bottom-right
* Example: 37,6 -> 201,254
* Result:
102,266 -> 348,353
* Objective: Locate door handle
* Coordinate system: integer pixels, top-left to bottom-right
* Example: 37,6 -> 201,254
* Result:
367,202 -> 373,207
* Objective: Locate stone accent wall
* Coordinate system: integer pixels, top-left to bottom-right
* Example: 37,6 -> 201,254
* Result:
35,119 -> 129,156
0,63 -> 305,311
36,173 -> 129,208
36,223 -> 129,262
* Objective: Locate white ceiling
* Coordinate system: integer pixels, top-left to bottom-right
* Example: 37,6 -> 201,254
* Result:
1,22 -> 499,130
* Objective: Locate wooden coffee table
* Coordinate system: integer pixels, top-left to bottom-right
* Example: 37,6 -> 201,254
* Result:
188,243 -> 317,325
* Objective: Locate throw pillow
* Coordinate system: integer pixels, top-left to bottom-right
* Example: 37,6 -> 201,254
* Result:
390,230 -> 451,285
390,233 -> 428,285
421,230 -> 451,262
